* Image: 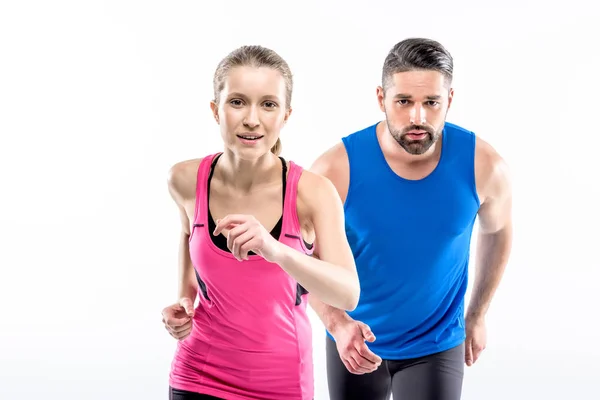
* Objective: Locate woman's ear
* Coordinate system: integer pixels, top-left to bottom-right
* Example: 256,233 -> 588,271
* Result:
210,100 -> 219,124
284,106 -> 292,124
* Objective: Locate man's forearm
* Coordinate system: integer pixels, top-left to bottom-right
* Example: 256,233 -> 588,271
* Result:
467,226 -> 512,320
309,295 -> 352,333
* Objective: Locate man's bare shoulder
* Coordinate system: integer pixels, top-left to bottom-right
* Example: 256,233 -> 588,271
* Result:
167,158 -> 203,203
309,142 -> 348,177
308,142 -> 350,202
475,137 -> 511,203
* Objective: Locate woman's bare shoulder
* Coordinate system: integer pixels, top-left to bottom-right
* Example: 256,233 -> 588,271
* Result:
167,158 -> 203,203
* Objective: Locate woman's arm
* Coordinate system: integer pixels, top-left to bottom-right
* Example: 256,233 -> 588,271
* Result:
167,162 -> 199,305
212,169 -> 360,311
273,171 -> 359,311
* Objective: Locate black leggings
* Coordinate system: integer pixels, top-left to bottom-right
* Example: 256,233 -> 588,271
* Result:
169,387 -> 223,400
326,336 -> 465,400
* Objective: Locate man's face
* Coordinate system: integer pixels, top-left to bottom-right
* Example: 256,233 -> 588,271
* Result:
377,70 -> 453,155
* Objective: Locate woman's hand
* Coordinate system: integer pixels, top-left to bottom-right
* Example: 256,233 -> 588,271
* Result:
161,297 -> 195,341
214,214 -> 283,262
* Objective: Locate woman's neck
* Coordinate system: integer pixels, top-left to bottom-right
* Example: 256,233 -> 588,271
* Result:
215,150 -> 281,193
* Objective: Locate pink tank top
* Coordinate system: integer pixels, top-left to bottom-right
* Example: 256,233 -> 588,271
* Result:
169,153 -> 314,400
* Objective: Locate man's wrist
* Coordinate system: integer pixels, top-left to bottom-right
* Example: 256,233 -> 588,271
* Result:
466,309 -> 486,322
325,309 -> 352,334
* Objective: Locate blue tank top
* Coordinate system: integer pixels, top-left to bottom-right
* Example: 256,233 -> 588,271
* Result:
330,121 -> 480,359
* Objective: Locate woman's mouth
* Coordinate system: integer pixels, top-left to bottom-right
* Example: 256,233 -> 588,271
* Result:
236,134 -> 264,145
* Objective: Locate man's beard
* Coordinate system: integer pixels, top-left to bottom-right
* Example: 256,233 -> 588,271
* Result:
386,118 -> 442,155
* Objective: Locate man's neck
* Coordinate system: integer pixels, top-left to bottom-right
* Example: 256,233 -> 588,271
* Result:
377,120 -> 442,166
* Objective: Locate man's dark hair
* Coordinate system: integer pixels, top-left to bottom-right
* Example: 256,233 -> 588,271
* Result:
382,38 -> 453,90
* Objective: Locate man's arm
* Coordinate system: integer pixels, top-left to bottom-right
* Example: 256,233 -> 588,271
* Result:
467,139 -> 513,322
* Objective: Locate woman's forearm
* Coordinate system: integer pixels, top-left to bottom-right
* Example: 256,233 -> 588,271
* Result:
177,231 -> 198,301
274,245 -> 359,311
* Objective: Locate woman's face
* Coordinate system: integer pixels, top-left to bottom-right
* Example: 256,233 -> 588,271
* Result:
211,66 -> 290,160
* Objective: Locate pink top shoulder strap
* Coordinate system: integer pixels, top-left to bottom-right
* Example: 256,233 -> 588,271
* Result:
282,161 -> 314,256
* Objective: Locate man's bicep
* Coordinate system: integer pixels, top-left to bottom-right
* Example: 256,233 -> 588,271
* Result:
478,159 -> 512,234
309,143 -> 349,203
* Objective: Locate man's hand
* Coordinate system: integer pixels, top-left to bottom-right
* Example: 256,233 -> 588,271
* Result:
465,316 -> 487,366
331,317 -> 382,374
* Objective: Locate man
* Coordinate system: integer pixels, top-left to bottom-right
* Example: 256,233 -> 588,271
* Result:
309,38 -> 513,400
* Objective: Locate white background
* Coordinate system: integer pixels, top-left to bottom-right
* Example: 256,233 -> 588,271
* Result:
1,1 -> 598,399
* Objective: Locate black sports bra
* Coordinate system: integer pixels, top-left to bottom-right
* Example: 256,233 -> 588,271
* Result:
206,153 -> 312,254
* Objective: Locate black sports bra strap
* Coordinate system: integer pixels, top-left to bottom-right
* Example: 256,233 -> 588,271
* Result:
279,156 -> 287,204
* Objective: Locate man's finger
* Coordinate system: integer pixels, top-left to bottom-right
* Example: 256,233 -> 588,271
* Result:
465,338 -> 473,366
345,355 -> 366,375
356,342 -> 382,365
352,350 -> 379,370
341,359 -> 359,375
359,323 -> 376,342
348,353 -> 376,373
472,342 -> 484,364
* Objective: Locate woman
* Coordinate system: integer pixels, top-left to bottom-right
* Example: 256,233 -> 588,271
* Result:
161,45 -> 359,400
